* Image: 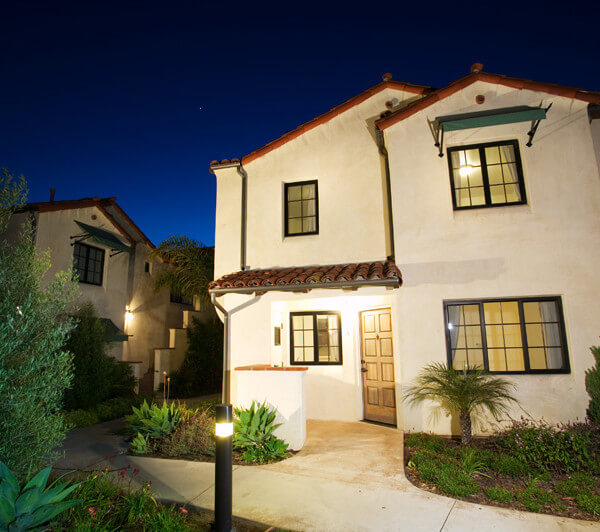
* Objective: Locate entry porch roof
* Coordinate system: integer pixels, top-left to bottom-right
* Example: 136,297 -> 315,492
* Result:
208,260 -> 402,294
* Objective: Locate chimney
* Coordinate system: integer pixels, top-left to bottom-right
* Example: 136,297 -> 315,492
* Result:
470,63 -> 484,73
382,72 -> 393,82
50,188 -> 56,202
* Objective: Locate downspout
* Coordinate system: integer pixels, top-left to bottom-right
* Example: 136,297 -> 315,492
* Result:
211,292 -> 230,404
237,164 -> 248,271
376,127 -> 396,262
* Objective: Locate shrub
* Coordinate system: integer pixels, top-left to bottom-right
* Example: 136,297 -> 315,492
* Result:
489,454 -> 530,477
516,478 -> 561,513
233,401 -> 289,463
64,409 -> 100,428
0,461 -> 81,530
586,346 -> 600,425
64,303 -> 135,411
405,432 -> 445,452
436,467 -> 480,497
494,419 -> 593,473
0,170 -> 79,479
485,487 -> 514,503
555,473 -> 595,497
126,400 -> 186,441
170,316 -> 223,397
576,493 -> 600,515
130,433 -> 150,455
160,410 -> 215,458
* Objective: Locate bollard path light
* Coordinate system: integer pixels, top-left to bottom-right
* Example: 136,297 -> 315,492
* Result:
214,404 -> 233,532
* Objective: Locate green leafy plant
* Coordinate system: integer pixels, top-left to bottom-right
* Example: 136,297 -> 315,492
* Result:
575,493 -> 600,515
554,472 -> 595,497
64,303 -> 135,411
0,461 -> 81,531
160,410 -> 215,458
130,433 -> 150,455
63,409 -> 101,429
0,169 -> 79,479
403,362 -> 518,444
233,401 -> 289,463
460,448 -> 490,477
485,487 -> 514,503
494,418 -> 593,473
489,453 -> 530,477
404,432 -> 445,452
586,345 -> 600,425
126,401 -> 185,442
516,477 -> 561,513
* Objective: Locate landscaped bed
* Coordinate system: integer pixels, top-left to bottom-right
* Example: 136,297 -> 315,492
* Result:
126,398 -> 291,465
403,421 -> 600,521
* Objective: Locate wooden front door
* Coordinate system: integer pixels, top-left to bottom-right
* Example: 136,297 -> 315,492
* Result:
360,308 -> 396,425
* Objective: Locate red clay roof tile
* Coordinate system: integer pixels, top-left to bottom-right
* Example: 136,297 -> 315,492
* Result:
209,260 -> 402,292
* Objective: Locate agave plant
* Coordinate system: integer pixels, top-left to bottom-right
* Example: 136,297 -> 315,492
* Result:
403,362 -> 518,444
233,401 -> 288,463
125,400 -> 185,440
0,461 -> 81,531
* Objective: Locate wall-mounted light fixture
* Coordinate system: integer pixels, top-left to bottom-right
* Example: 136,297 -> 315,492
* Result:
125,305 -> 134,324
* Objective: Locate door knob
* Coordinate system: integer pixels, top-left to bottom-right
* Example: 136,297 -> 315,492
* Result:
361,368 -> 368,373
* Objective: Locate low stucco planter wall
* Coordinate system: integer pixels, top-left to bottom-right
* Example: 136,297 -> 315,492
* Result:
235,365 -> 307,450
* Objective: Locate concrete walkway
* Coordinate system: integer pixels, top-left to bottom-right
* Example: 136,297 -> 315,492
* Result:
56,420 -> 599,531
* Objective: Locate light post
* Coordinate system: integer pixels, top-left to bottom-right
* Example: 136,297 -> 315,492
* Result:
215,404 -> 233,532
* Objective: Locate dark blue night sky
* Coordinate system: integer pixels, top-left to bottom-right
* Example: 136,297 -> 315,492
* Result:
2,3 -> 598,246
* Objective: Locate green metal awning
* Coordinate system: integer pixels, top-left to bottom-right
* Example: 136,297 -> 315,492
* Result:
437,105 -> 548,132
74,220 -> 131,255
99,318 -> 129,342
433,104 -> 552,157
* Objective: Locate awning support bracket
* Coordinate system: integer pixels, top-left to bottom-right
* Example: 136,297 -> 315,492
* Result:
70,233 -> 92,246
434,126 -> 444,157
526,103 -> 552,147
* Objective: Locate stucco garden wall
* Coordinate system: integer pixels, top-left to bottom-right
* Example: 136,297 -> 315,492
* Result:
385,81 -> 600,435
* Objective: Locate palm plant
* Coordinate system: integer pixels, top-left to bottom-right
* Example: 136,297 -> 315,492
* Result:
403,362 -> 518,444
149,236 -> 213,308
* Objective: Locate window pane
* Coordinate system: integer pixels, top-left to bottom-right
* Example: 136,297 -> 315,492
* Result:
292,315 -> 304,329
488,349 -> 507,372
502,163 -> 519,184
503,325 -> 522,347
465,326 -> 482,348
465,149 -> 481,166
452,349 -> 467,369
485,325 -> 504,348
547,348 -> 564,370
487,165 -> 503,185
303,315 -> 313,328
303,331 -> 314,346
485,146 -> 501,164
294,347 -> 305,361
501,302 -> 519,323
490,185 -> 506,204
329,346 -> 340,362
467,167 -> 483,187
506,349 -> 525,371
470,187 -> 486,205
504,183 -> 522,203
287,185 -> 301,201
293,331 -> 304,347
304,347 -> 315,362
302,200 -> 316,216
288,201 -> 301,218
462,305 -> 480,325
288,219 -> 302,234
456,188 -> 471,207
302,184 -> 315,199
454,326 -> 466,349
466,349 -> 484,369
529,348 -> 547,369
500,145 -> 515,163
484,302 -> 502,324
525,324 -> 544,347
303,217 -> 316,233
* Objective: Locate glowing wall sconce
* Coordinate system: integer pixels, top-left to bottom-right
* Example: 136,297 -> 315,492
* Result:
125,305 -> 134,324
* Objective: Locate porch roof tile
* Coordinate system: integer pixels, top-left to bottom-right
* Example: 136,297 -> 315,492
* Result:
209,260 -> 402,293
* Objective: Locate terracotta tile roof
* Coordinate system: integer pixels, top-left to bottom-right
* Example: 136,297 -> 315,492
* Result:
209,260 -> 402,293
210,74 -> 431,170
376,70 -> 600,130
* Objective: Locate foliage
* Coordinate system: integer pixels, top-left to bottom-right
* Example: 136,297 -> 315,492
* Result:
159,410 -> 215,458
494,418 -> 594,473
63,395 -> 146,428
516,478 -> 561,513
489,454 -> 530,477
575,493 -> 600,515
405,432 -> 445,453
485,487 -> 514,503
586,345 -> 600,425
56,467 -> 193,531
233,401 -> 289,463
459,448 -> 489,477
63,303 -> 135,411
126,401 -> 186,441
130,433 -> 150,455
149,236 -> 213,307
63,409 -> 100,428
0,169 -> 79,479
170,317 -> 223,397
555,473 -> 595,497
0,461 -> 81,531
403,362 -> 518,444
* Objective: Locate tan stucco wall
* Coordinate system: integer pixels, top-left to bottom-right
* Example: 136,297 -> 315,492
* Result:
385,81 -> 600,434
213,87 -> 422,278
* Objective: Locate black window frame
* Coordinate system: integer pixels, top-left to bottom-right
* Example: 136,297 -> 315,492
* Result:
289,311 -> 343,366
447,140 -> 527,210
443,296 -> 570,375
284,179 -> 319,237
73,242 -> 105,286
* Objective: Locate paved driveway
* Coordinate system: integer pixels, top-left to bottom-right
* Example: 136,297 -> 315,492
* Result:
56,419 -> 598,531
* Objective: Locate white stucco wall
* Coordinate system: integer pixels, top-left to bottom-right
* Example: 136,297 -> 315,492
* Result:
384,81 -> 600,435
213,87 -> 422,278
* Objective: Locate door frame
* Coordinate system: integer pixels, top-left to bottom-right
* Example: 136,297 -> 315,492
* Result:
359,306 -> 397,426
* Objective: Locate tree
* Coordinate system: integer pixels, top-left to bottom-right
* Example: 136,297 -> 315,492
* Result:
585,345 -> 600,424
149,236 -> 213,308
0,168 -> 79,478
403,362 -> 518,444
63,303 -> 135,410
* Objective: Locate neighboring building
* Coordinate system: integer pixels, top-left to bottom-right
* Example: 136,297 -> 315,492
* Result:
209,65 -> 600,447
6,195 -> 197,392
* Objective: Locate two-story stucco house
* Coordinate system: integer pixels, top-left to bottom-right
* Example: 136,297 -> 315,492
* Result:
7,195 -> 196,392
209,65 -> 600,449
